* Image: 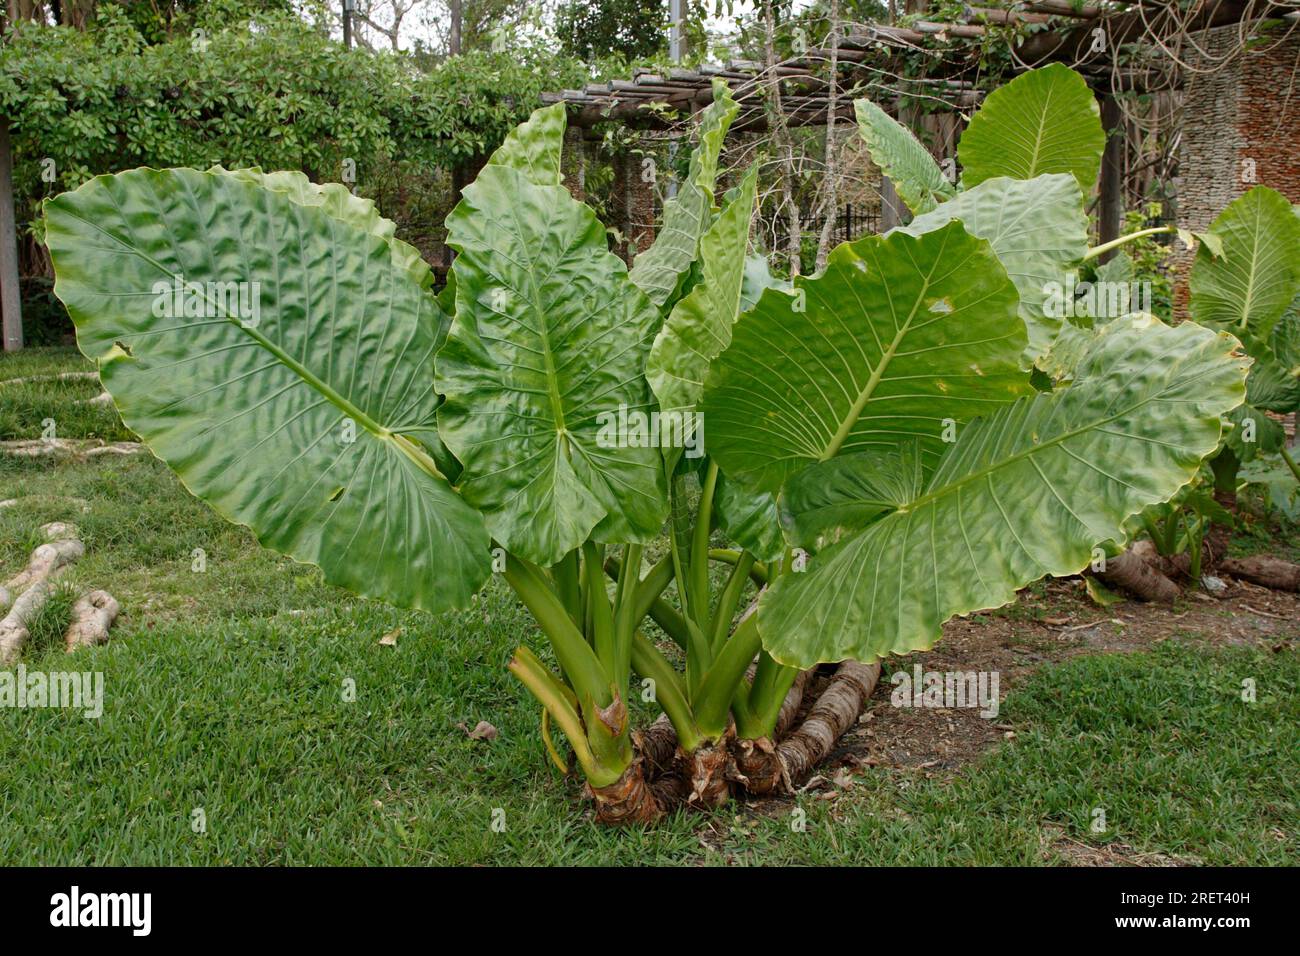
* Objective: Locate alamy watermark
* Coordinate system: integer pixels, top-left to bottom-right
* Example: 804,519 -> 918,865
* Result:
0,664 -> 104,719
152,273 -> 261,328
890,664 -> 1000,718
595,404 -> 704,458
1042,276 -> 1152,321
50,886 -> 151,936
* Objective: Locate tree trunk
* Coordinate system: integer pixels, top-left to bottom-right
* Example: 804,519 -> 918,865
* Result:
448,0 -> 462,55
814,0 -> 842,272
1097,95 -> 1124,261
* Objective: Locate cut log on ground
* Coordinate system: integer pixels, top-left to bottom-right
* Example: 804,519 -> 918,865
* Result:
1093,543 -> 1179,602
1220,556 -> 1300,592
772,660 -> 881,790
737,660 -> 882,795
64,590 -> 120,650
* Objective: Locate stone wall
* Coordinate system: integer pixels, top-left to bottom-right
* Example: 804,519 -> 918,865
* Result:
1173,22 -> 1300,316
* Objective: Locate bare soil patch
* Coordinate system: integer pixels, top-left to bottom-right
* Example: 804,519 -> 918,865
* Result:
815,576 -> 1297,779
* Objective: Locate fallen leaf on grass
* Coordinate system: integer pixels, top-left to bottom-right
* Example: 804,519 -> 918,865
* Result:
458,720 -> 499,741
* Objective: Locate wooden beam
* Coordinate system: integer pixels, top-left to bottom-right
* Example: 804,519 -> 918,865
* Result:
1017,0 -> 1289,66
1023,0 -> 1106,18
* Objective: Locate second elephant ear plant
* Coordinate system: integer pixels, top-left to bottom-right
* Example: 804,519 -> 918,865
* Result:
45,70 -> 1251,825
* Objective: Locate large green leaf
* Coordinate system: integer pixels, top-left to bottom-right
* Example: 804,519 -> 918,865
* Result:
647,167 -> 757,417
757,315 -> 1248,666
701,220 -> 1032,493
957,64 -> 1105,192
437,163 -> 668,565
44,167 -> 492,611
778,443 -> 925,554
484,102 -> 566,187
1190,186 -> 1300,350
628,81 -> 739,307
1222,402 -> 1285,463
1038,316 -> 1102,383
898,174 -> 1088,364
1271,300 -> 1300,379
854,98 -> 955,215
714,471 -> 784,564
1244,353 -> 1300,414
215,167 -> 434,290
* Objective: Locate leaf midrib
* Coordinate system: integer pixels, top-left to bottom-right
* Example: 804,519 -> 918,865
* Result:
818,257 -> 937,461
896,366 -> 1224,516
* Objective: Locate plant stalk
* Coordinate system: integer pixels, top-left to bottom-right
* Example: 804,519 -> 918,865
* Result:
1081,225 -> 1174,262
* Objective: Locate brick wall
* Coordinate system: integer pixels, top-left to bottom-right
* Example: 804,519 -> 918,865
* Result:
1172,22 -> 1300,317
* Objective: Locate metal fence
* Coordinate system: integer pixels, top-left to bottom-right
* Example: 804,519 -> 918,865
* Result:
798,202 -> 881,245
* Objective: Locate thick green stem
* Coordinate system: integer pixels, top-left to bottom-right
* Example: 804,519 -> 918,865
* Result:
611,544 -> 643,701
1081,225 -> 1174,262
684,615 -> 713,700
740,652 -> 799,740
630,632 -> 704,753
690,460 -> 720,630
551,549 -> 582,627
605,554 -> 689,649
708,550 -> 754,655
582,541 -> 617,679
693,611 -> 763,739
1188,516 -> 1205,580
503,553 -> 611,708
668,474 -> 694,624
709,548 -> 769,585
1282,445 -> 1300,483
606,553 -> 673,622
508,646 -> 626,787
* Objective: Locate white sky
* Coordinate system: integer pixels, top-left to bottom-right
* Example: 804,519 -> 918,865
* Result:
331,0 -> 820,55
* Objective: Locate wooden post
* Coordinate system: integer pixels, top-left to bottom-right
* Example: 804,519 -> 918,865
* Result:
0,118 -> 23,352
1098,94 -> 1124,263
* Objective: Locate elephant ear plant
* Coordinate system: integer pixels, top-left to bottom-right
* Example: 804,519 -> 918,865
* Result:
44,71 -> 1251,825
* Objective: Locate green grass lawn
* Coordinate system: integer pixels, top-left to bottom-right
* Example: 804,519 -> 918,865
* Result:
1,349 -> 1296,865
0,346 -> 132,443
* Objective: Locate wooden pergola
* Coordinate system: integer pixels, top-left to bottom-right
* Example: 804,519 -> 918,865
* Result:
540,1 -> 1298,264
541,1 -> 1297,130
